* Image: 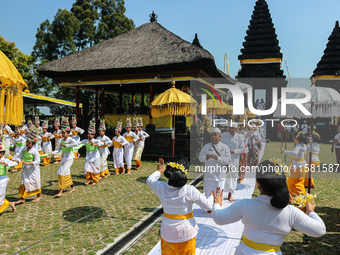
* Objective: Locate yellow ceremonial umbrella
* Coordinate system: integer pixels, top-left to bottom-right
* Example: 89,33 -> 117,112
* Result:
151,80 -> 197,157
198,99 -> 233,115
0,50 -> 27,125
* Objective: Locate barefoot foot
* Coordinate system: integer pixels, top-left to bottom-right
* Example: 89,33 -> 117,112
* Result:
91,182 -> 97,186
68,187 -> 76,194
15,199 -> 25,205
9,202 -> 16,213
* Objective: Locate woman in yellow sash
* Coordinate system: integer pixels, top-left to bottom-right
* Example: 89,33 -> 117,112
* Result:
11,128 -> 26,171
50,117 -> 78,197
213,160 -> 326,255
305,132 -> 320,189
15,127 -> 42,204
280,131 -> 308,199
41,120 -> 54,166
80,120 -> 103,186
147,156 -> 213,255
112,121 -> 129,175
0,134 -> 17,214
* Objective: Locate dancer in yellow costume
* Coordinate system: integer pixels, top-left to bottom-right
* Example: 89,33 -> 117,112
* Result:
53,117 -> 62,164
97,118 -> 112,178
19,117 -> 29,139
15,127 -> 42,204
112,120 -> 129,175
80,120 -> 103,185
305,131 -> 320,189
133,117 -> 148,169
147,156 -> 213,255
0,130 -> 17,214
70,116 -> 84,159
41,119 -> 54,166
51,117 -> 78,197
11,127 -> 26,171
123,117 -> 139,174
280,131 -> 308,199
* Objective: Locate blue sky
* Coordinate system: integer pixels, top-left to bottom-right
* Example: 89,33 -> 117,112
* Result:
0,0 -> 339,80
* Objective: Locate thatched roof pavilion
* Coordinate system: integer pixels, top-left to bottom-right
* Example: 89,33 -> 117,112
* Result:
37,13 -> 234,121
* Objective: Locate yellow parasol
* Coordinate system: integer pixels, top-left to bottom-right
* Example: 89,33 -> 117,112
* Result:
0,50 -> 27,125
198,99 -> 232,115
151,80 -> 197,157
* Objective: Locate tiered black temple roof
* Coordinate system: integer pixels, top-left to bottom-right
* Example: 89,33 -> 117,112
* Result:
313,21 -> 340,77
238,0 -> 284,78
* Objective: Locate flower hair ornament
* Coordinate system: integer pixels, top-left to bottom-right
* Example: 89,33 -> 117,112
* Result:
295,131 -> 305,138
167,162 -> 188,175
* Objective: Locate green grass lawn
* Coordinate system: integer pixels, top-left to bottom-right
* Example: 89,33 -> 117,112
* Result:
0,154 -> 201,255
125,141 -> 340,255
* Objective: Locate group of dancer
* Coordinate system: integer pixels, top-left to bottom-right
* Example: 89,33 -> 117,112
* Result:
147,124 -> 326,254
0,116 -> 148,215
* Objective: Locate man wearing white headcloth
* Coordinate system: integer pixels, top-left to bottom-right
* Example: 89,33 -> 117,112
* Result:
221,123 -> 245,202
199,127 -> 231,199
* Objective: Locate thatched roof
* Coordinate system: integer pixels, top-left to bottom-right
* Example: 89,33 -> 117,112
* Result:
37,21 -> 226,79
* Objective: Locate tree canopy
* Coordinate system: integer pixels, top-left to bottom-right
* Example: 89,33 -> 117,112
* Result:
32,0 -> 135,116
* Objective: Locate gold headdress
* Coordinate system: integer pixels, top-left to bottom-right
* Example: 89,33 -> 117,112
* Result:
167,162 -> 188,175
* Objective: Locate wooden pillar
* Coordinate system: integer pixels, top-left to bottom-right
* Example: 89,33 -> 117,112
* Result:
131,93 -> 135,112
149,85 -> 154,124
101,87 -> 105,117
95,88 -> 98,121
141,92 -> 145,109
194,88 -> 197,124
76,86 -> 80,121
119,87 -> 123,113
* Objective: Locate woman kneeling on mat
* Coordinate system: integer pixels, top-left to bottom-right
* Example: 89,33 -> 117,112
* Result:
147,156 -> 213,255
212,160 -> 326,255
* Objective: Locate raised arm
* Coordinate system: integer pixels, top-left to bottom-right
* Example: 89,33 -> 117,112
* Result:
213,200 -> 244,225
291,206 -> 326,237
284,145 -> 301,156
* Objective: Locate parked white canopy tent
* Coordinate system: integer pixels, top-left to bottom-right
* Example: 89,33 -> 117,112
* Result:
274,85 -> 340,193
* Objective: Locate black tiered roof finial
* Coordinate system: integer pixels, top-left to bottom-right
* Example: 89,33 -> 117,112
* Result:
313,21 -> 340,77
192,33 -> 203,48
149,11 -> 157,22
238,0 -> 284,78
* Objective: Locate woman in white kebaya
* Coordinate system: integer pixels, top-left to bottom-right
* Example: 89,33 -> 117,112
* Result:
147,156 -> 213,255
213,160 -> 326,255
112,121 -> 129,175
80,120 -> 103,186
50,117 -> 78,197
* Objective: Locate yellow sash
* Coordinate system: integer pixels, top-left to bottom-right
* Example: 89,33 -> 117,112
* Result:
99,140 -> 108,148
113,141 -> 123,148
312,153 -> 319,156
242,235 -> 281,252
54,133 -> 62,139
72,130 -> 78,136
125,136 -> 134,142
292,157 -> 305,162
163,211 -> 193,220
20,130 -> 27,134
42,137 -> 50,142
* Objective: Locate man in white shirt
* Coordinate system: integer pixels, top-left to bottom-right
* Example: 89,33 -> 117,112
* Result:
221,123 -> 245,202
199,127 -> 231,199
301,120 -> 309,134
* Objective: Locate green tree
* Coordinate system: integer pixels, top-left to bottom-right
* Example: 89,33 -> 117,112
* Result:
32,0 -> 135,117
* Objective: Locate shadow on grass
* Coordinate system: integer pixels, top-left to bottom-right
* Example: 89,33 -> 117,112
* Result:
136,177 -> 147,183
62,206 -> 107,223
